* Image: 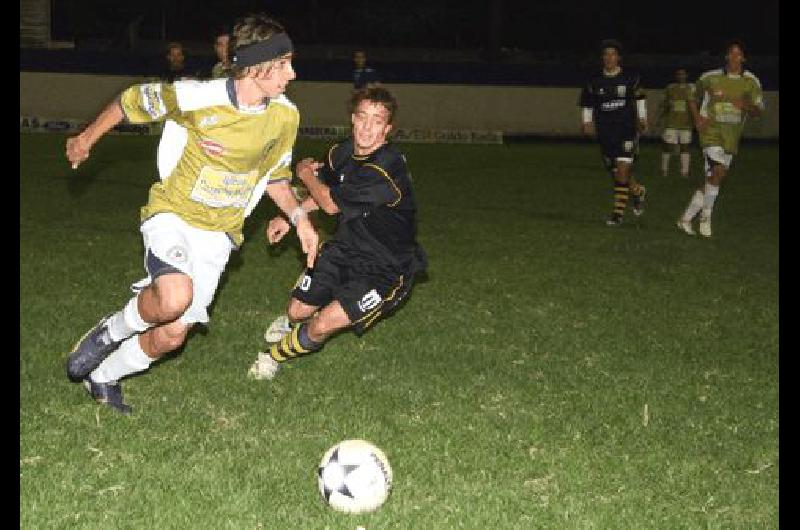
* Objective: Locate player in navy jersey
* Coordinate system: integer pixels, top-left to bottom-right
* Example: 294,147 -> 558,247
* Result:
249,87 -> 426,380
579,39 -> 649,226
352,50 -> 381,90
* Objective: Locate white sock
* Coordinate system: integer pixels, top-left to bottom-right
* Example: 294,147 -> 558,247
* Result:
682,189 -> 705,222
90,336 -> 153,383
702,183 -> 720,218
106,295 -> 151,342
661,153 -> 670,175
680,152 -> 691,175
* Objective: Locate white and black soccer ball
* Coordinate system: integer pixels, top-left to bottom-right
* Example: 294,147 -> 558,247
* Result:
317,439 -> 393,513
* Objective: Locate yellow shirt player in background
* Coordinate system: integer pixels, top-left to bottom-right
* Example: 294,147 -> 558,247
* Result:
657,68 -> 695,177
64,13 -> 318,414
677,40 -> 764,238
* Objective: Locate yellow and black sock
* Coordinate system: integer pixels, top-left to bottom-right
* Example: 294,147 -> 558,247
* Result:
613,181 -> 629,217
269,323 -> 322,362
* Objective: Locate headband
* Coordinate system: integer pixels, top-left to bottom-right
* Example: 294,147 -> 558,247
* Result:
232,33 -> 293,68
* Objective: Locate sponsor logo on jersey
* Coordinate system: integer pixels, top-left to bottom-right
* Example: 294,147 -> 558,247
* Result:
617,85 -> 627,97
198,138 -> 225,157
141,84 -> 167,120
713,89 -> 724,98
601,99 -> 626,111
623,141 -> 634,152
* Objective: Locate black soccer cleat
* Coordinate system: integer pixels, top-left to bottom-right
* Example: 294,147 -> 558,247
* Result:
83,377 -> 132,415
606,213 -> 623,226
66,316 -> 121,382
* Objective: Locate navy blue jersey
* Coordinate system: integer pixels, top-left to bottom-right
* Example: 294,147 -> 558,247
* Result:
579,69 -> 645,137
318,138 -> 426,275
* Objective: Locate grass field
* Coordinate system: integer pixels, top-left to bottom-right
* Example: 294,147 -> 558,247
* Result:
20,133 -> 778,528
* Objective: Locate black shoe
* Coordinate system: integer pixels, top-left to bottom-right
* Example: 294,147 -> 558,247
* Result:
83,377 -> 132,415
606,214 -> 623,226
631,185 -> 647,217
66,316 -> 121,382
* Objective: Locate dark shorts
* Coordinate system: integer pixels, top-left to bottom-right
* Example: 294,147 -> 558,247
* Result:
598,130 -> 639,169
291,244 -> 415,335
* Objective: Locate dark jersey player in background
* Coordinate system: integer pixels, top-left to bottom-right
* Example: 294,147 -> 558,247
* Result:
580,39 -> 649,226
249,87 -> 426,380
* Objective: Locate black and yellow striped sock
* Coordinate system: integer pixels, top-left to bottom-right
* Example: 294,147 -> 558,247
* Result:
613,181 -> 629,217
269,323 -> 322,362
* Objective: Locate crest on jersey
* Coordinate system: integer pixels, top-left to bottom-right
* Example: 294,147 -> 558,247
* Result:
198,138 -> 225,157
617,85 -> 627,97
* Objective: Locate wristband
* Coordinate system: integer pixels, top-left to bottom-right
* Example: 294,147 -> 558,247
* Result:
289,206 -> 306,226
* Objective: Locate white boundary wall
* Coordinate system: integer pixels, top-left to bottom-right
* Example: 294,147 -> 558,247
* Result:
20,72 -> 778,140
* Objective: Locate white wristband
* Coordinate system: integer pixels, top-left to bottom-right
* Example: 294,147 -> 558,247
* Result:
289,206 -> 306,226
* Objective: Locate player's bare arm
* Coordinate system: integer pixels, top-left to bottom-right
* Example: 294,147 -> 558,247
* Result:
266,196 -> 319,244
66,99 -> 125,169
296,158 -> 340,214
266,180 -> 319,267
688,100 -> 708,132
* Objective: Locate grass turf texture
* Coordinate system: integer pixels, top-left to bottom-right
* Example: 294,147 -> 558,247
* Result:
20,133 -> 778,528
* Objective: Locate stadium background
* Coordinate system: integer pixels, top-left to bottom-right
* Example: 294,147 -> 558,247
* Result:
21,0 -> 779,141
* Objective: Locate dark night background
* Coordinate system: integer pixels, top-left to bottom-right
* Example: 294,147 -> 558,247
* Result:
22,0 -> 779,88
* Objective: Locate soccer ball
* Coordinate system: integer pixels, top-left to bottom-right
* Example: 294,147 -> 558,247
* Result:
317,439 -> 393,513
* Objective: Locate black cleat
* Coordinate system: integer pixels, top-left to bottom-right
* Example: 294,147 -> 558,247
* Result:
66,316 -> 121,382
606,214 -> 623,226
83,377 -> 132,415
631,185 -> 647,217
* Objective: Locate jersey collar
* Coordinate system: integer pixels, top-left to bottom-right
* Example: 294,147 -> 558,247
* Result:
226,77 -> 268,113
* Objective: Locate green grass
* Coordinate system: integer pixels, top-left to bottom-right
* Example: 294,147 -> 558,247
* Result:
20,133 -> 778,528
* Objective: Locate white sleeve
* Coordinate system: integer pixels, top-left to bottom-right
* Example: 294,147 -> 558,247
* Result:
636,99 -> 647,120
582,108 -> 593,123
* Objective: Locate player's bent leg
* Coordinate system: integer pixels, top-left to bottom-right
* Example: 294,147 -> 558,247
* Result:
139,319 -> 193,359
263,299 -> 319,345
253,302 -> 351,381
138,272 -> 194,324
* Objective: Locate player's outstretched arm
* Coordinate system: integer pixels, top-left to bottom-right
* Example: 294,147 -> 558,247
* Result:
266,180 -> 319,267
66,99 -> 125,169
265,197 -> 319,245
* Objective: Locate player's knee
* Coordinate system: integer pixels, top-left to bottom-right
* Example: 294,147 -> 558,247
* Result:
287,298 -> 315,323
154,273 -> 193,321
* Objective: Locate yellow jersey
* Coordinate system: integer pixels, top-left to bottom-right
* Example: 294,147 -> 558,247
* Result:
119,78 -> 299,246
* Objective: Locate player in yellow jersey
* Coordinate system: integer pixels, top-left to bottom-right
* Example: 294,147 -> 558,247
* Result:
657,68 -> 695,177
64,13 -> 318,414
677,40 -> 764,238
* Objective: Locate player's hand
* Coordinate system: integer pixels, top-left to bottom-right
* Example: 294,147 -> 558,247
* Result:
638,119 -> 649,133
581,122 -> 595,136
296,158 -> 323,183
295,216 -> 319,268
66,134 -> 91,169
266,216 -> 291,244
694,115 -> 709,133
